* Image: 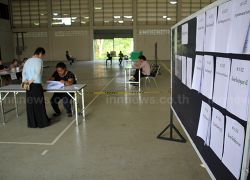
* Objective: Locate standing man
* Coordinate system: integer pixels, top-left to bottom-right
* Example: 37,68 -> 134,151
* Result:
49,62 -> 76,117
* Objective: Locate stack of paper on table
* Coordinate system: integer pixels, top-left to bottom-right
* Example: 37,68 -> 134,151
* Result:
46,81 -> 64,89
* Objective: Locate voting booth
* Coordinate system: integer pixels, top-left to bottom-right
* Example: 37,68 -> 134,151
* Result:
158,0 -> 250,179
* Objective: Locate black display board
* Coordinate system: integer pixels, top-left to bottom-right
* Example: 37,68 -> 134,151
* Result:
171,17 -> 250,180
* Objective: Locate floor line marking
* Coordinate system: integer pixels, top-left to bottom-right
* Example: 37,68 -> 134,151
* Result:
85,77 -> 115,109
161,62 -> 171,74
41,149 -> 49,156
0,142 -> 51,145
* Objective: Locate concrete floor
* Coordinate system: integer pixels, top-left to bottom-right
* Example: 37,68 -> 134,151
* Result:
0,60 -> 209,180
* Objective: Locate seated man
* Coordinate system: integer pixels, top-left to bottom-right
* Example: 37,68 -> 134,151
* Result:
131,55 -> 150,82
49,62 -> 76,117
66,50 -> 75,65
106,52 -> 112,65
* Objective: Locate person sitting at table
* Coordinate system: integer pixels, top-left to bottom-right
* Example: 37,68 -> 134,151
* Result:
49,62 -> 76,117
130,55 -> 150,82
0,59 -> 11,85
9,59 -> 22,80
20,57 -> 28,68
106,52 -> 112,65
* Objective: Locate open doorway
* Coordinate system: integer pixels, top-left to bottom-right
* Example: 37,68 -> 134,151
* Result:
93,38 -> 133,60
93,29 -> 133,61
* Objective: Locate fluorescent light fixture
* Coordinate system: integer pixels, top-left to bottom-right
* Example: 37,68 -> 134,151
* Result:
169,1 -> 177,5
84,16 -> 89,19
167,17 -> 172,20
52,17 -> 71,25
124,16 -> 132,18
94,7 -> 102,10
81,21 -> 86,24
118,20 -> 124,23
71,17 -> 77,20
163,15 -> 168,18
34,22 -> 39,26
53,12 -> 58,16
52,22 -> 63,25
104,20 -> 109,23
114,16 -> 121,19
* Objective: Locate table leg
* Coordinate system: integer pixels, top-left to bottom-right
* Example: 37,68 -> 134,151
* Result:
14,92 -> 19,119
81,88 -> 85,122
139,69 -> 141,91
75,92 -> 78,126
125,69 -> 127,89
0,92 -> 5,124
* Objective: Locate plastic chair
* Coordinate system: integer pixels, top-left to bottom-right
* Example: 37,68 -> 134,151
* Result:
141,64 -> 161,88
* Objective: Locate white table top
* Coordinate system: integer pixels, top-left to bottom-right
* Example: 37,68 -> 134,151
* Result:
0,84 -> 87,92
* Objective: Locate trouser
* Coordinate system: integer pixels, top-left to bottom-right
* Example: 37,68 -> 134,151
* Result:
26,83 -> 50,128
50,93 -> 72,114
119,58 -> 123,64
133,69 -> 147,82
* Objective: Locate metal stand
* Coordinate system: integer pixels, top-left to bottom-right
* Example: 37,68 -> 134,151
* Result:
157,108 -> 186,143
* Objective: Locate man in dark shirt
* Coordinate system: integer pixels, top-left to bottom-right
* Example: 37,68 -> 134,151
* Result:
49,62 -> 76,117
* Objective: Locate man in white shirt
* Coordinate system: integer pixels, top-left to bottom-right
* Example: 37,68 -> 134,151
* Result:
131,55 -> 150,82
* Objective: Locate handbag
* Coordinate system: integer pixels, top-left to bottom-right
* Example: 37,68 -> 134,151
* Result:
21,81 -> 30,91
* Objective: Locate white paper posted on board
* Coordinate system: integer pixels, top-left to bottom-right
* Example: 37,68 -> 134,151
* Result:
227,0 -> 250,54
214,1 -> 232,53
197,101 -> 211,145
210,108 -> 225,159
182,56 -> 187,85
196,13 -> 206,51
226,59 -> 250,121
204,7 -> 217,52
222,116 -> 245,179
191,55 -> 203,92
201,55 -> 214,99
182,23 -> 188,44
186,57 -> 193,89
213,57 -> 231,108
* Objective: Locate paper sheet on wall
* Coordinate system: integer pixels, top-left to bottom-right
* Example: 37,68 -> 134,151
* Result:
175,55 -> 182,80
243,25 -> 250,54
210,108 -> 225,159
227,0 -> 250,54
204,7 -> 217,52
191,55 -> 203,92
196,13 -> 206,51
226,59 -> 250,121
213,57 -> 231,108
197,101 -> 211,145
201,55 -> 214,99
222,116 -> 245,179
214,1 -> 233,53
182,23 -> 188,44
186,57 -> 193,89
174,28 -> 178,53
182,56 -> 187,85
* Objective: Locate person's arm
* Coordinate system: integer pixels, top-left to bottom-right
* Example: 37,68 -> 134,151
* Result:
48,71 -> 56,81
60,78 -> 74,86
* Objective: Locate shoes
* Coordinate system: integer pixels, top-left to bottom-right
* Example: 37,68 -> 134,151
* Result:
53,113 -> 61,117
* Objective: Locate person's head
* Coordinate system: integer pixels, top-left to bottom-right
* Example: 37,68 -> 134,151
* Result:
34,47 -> 45,59
22,57 -> 28,62
139,55 -> 146,61
56,62 -> 67,76
12,59 -> 18,65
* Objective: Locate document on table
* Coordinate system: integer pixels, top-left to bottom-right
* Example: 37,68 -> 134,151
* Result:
196,13 -> 206,51
182,56 -> 187,85
210,108 -> 225,159
222,116 -> 245,179
227,0 -> 250,54
204,7 -> 217,52
213,57 -> 231,108
214,1 -> 232,53
186,57 -> 193,89
182,23 -> 188,44
226,59 -> 250,121
201,55 -> 214,99
10,72 -> 17,80
197,101 -> 211,145
191,55 -> 203,92
46,81 -> 64,89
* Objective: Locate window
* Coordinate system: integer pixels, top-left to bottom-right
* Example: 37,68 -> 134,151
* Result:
0,3 -> 9,20
11,0 -> 48,28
